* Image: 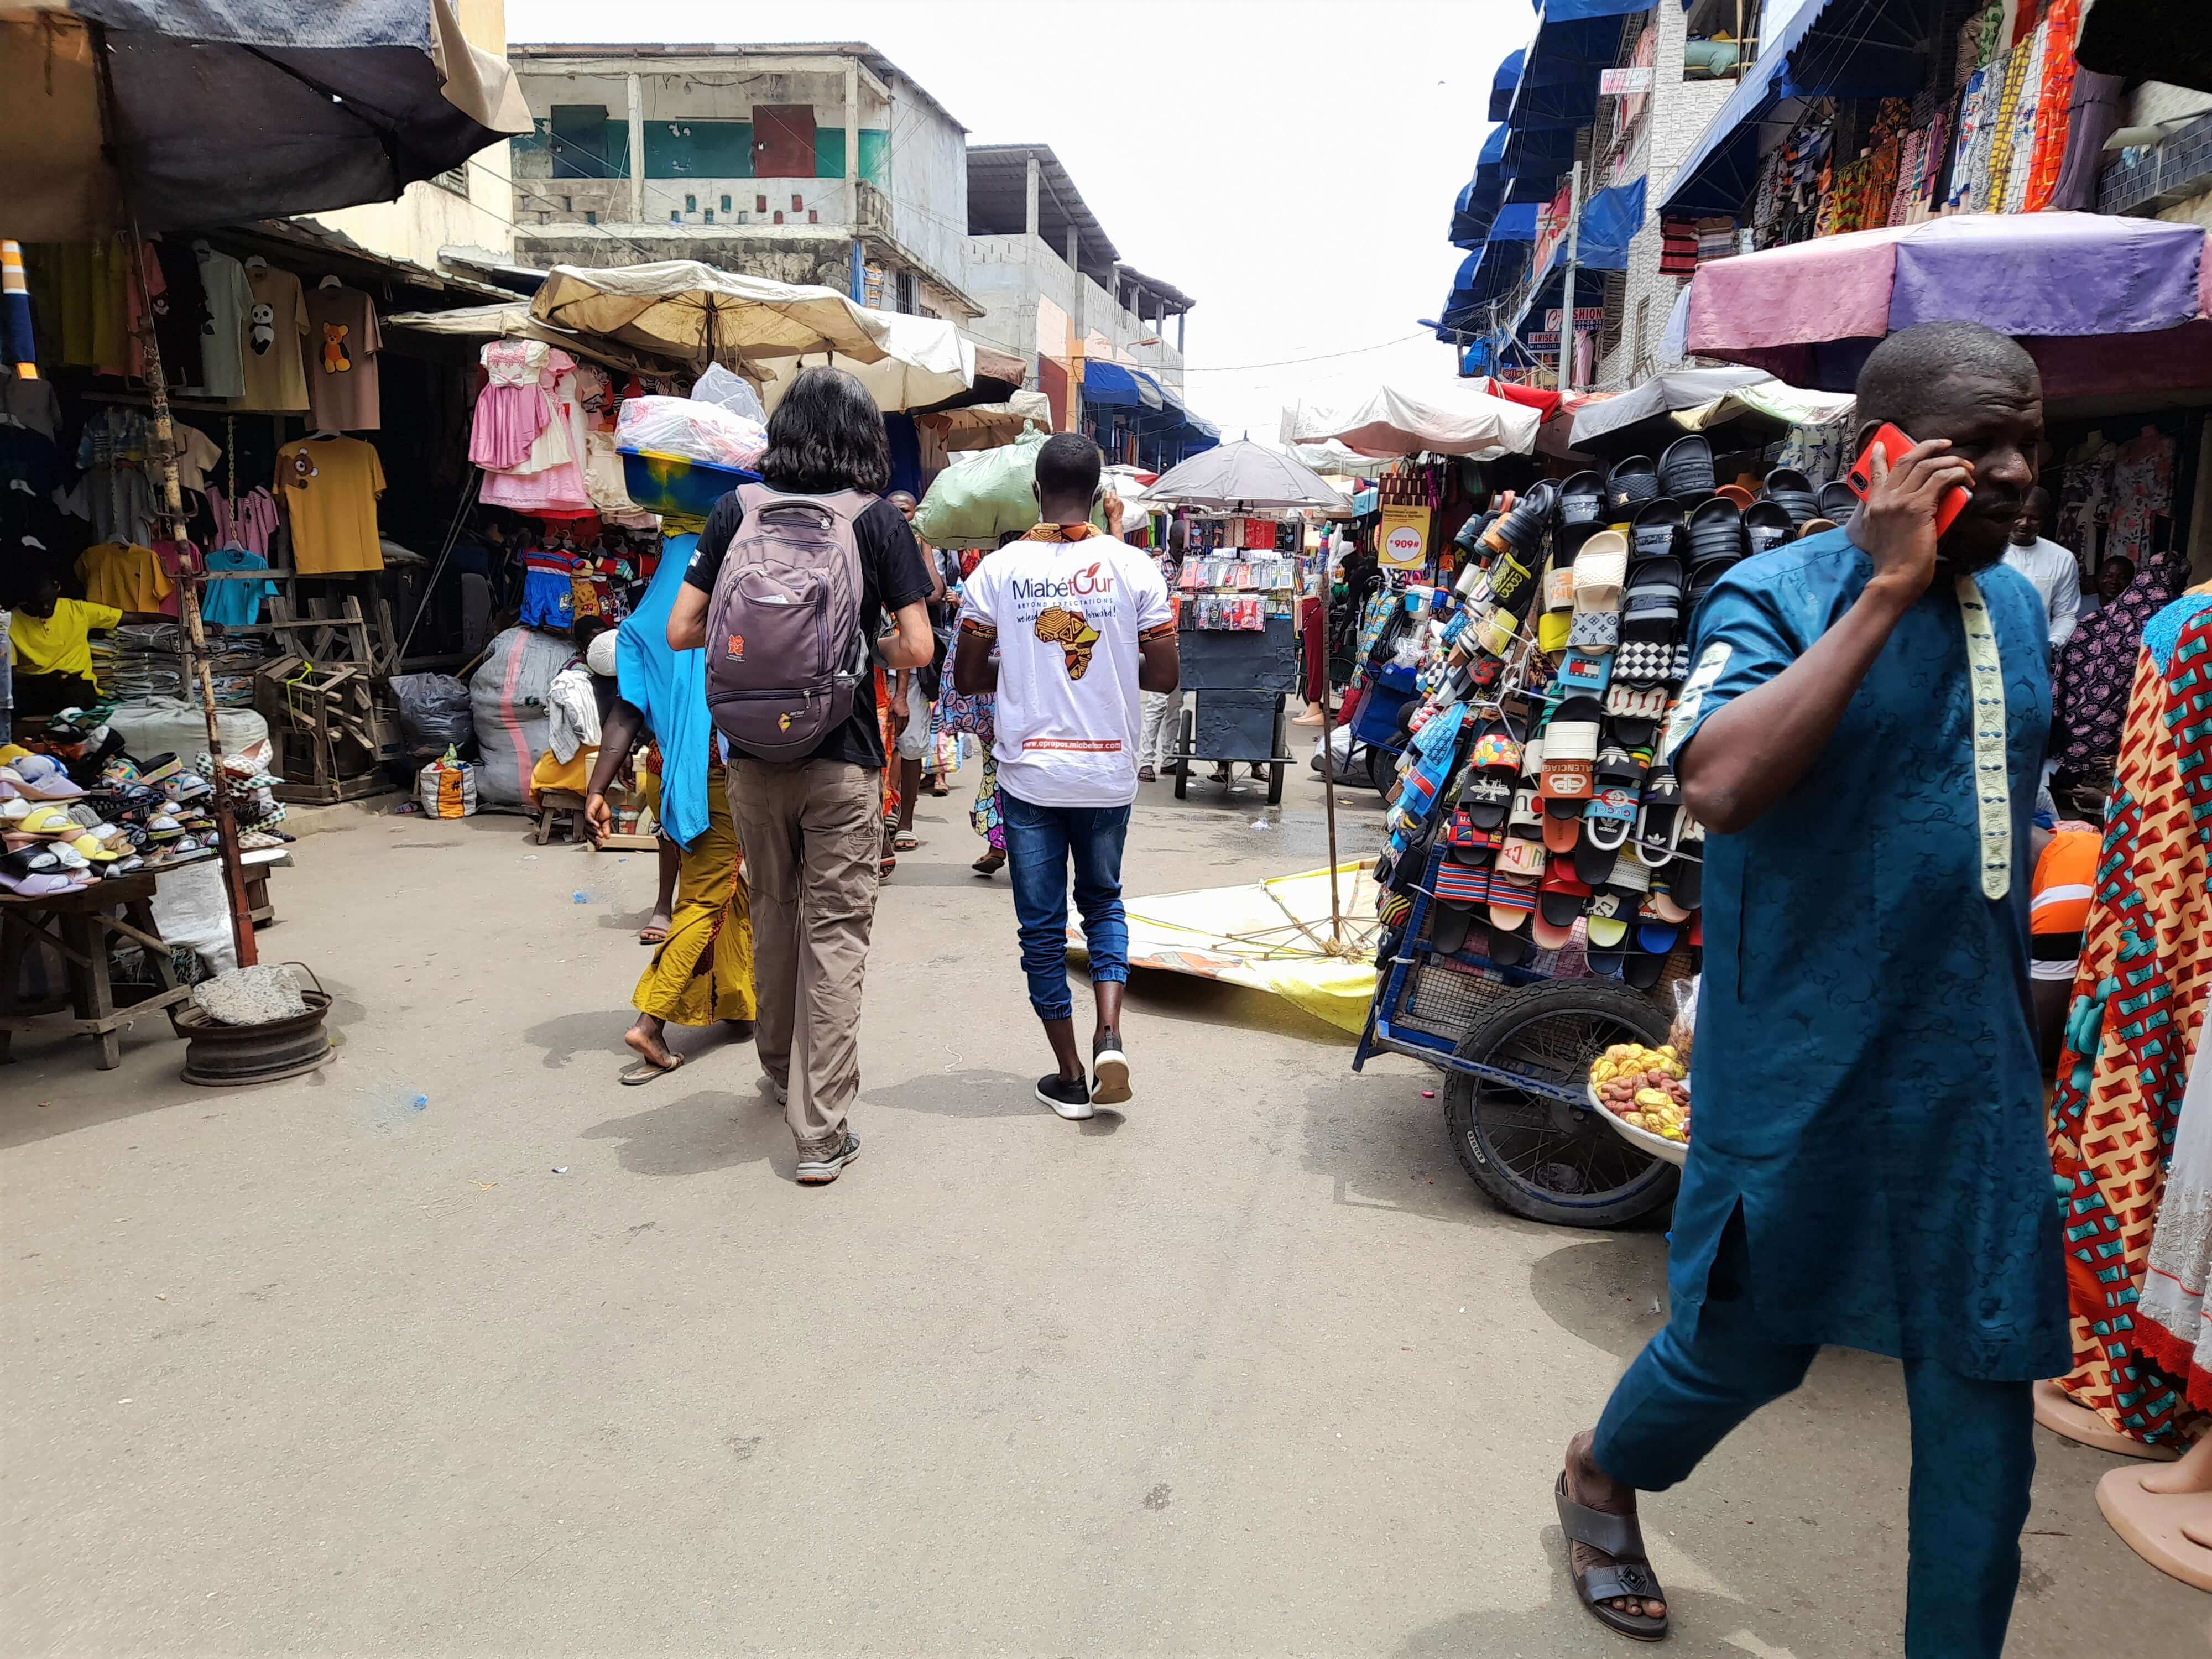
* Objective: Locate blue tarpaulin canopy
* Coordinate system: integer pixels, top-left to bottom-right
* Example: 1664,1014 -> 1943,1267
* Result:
1661,0 -> 1934,218
1514,178 -> 1647,337
1083,359 -> 1218,466
1436,202 -> 1543,336
1449,126 -> 1511,247
1489,50 -> 1524,121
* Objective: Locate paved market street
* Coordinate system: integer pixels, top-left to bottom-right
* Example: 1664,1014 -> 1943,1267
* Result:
2,771 -> 2203,1657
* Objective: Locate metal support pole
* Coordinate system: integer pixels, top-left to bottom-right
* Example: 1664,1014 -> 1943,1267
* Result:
1561,159 -> 1582,393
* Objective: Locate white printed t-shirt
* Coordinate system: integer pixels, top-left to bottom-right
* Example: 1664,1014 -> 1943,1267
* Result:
958,524 -> 1173,808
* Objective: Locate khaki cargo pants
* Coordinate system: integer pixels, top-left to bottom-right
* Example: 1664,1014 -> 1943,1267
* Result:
726,758 -> 883,1159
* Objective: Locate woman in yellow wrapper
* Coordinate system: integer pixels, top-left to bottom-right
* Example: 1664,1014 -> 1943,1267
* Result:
583,610 -> 755,1084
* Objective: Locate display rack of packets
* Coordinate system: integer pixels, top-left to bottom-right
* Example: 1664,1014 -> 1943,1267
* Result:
1174,553 -> 1300,630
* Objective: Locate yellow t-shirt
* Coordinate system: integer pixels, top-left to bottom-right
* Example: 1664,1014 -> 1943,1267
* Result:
278,436 -> 385,573
77,542 -> 171,614
10,599 -> 123,682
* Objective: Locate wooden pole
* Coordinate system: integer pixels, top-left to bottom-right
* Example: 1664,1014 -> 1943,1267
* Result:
94,26 -> 257,967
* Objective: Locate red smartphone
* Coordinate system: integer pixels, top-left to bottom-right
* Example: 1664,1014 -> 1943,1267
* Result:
1845,423 -> 1971,537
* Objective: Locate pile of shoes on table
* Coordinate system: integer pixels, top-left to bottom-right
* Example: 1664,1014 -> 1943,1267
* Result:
0,712 -> 295,897
1371,437 -> 1856,989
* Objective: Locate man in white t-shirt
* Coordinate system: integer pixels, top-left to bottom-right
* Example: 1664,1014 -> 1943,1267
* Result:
1999,487 -> 2081,650
955,433 -> 1180,1119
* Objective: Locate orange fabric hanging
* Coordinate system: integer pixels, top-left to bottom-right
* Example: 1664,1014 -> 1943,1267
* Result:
2025,0 -> 2082,212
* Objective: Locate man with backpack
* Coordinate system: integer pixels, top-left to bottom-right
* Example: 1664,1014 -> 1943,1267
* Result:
667,367 -> 935,1185
953,433 -> 1179,1118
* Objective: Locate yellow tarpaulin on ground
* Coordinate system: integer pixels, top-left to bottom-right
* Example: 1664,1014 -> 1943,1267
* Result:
1068,864 -> 1382,1035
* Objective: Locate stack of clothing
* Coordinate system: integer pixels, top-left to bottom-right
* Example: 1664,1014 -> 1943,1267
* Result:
95,621 -> 185,703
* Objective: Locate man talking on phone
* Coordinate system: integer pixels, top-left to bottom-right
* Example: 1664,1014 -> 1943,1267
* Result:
1550,320 -> 2064,1657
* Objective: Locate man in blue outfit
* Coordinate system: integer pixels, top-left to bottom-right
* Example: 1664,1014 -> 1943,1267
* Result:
1553,320 -> 2067,1656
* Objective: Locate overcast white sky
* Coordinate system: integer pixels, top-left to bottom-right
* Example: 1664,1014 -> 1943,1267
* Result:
509,0 -> 1532,445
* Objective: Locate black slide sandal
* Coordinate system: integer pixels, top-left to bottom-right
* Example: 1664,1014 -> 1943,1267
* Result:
1555,1472 -> 1669,1641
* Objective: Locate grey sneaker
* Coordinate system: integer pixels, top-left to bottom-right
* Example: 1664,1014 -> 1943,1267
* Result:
1091,1031 -> 1130,1106
795,1133 -> 860,1185
1035,1073 -> 1093,1120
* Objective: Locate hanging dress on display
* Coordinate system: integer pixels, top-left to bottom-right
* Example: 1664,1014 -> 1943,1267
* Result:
2048,587 -> 2212,1447
478,346 -> 592,516
470,338 -> 551,470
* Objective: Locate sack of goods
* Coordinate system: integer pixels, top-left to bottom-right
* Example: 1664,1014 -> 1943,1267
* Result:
418,748 -> 478,818
615,395 -> 766,472
912,427 -> 1048,547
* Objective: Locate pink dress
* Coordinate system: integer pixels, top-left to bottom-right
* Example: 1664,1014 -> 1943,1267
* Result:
479,346 -> 593,515
470,339 -> 552,471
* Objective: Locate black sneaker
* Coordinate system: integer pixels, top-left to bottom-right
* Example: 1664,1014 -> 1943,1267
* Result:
1036,1073 -> 1094,1120
795,1132 -> 860,1184
1091,1031 -> 1131,1107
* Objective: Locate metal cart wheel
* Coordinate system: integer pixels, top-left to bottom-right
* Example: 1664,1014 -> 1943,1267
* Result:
1266,701 -> 1286,805
1365,742 -> 1397,797
1173,709 -> 1193,800
1442,979 -> 1678,1228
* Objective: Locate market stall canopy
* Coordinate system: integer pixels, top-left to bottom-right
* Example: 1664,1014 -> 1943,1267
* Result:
1081,358 -> 1221,461
2,0 -> 531,241
753,309 -> 977,414
1145,441 -> 1349,513
915,389 -> 1052,453
1287,439 -> 1381,479
1684,211 -> 2212,406
529,262 -> 972,401
1282,375 -> 1542,461
383,301 -> 688,378
1566,366 -> 1772,448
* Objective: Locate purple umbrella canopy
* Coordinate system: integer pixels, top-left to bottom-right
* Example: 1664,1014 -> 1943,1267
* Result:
1685,212 -> 2212,402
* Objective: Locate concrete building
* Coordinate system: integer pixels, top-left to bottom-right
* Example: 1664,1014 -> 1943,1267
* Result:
503,41 -> 980,322
305,0 -> 517,274
1589,5 -> 1734,388
962,144 -> 1197,445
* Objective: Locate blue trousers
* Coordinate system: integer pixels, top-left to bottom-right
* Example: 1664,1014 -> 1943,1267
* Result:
999,790 -> 1130,1022
1592,1228 -> 2034,1659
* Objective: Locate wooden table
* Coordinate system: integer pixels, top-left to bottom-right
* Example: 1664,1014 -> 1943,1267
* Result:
0,873 -> 190,1068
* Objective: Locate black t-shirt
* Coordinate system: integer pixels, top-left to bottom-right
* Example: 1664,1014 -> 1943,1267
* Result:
684,488 -> 932,769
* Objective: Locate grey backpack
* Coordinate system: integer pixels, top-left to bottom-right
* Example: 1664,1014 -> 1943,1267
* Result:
703,484 -> 869,760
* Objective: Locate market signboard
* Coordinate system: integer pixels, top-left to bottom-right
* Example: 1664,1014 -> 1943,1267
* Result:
1378,505 -> 1432,570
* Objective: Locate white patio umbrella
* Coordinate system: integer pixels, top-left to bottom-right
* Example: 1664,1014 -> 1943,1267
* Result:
1144,440 -> 1350,512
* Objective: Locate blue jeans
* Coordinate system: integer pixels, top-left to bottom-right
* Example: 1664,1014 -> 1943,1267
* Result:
1592,1219 -> 2033,1659
999,790 -> 1130,1022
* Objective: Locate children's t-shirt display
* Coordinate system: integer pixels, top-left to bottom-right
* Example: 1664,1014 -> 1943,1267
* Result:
236,261 -> 310,413
304,283 -> 383,431
190,242 -> 253,400
77,541 -> 171,614
200,546 -> 279,627
276,435 -> 385,573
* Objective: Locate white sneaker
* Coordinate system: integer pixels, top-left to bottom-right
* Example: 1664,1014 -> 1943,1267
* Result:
1091,1034 -> 1131,1107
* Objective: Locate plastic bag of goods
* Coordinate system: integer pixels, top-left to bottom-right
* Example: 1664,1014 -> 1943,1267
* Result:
616,395 -> 766,472
690,363 -> 768,425
388,672 -> 474,754
467,626 -> 573,811
418,747 -> 478,818
912,427 -> 1048,547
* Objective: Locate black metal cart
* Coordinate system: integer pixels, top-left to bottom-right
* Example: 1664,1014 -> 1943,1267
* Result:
1168,613 -> 1300,804
1354,843 -> 1684,1228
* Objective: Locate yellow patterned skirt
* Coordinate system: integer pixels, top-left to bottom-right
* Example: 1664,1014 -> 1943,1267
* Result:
633,762 -> 756,1025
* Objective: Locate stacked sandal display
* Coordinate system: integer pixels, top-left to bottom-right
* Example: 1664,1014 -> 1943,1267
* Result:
1366,457 -> 1856,995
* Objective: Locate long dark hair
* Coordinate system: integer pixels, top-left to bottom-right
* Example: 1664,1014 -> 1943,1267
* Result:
759,366 -> 891,495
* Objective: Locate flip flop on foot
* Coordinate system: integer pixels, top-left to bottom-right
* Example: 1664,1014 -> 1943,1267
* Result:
893,832 -> 920,852
973,849 -> 1005,877
620,1024 -> 685,1085
1556,1437 -> 1668,1642
638,918 -> 671,946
